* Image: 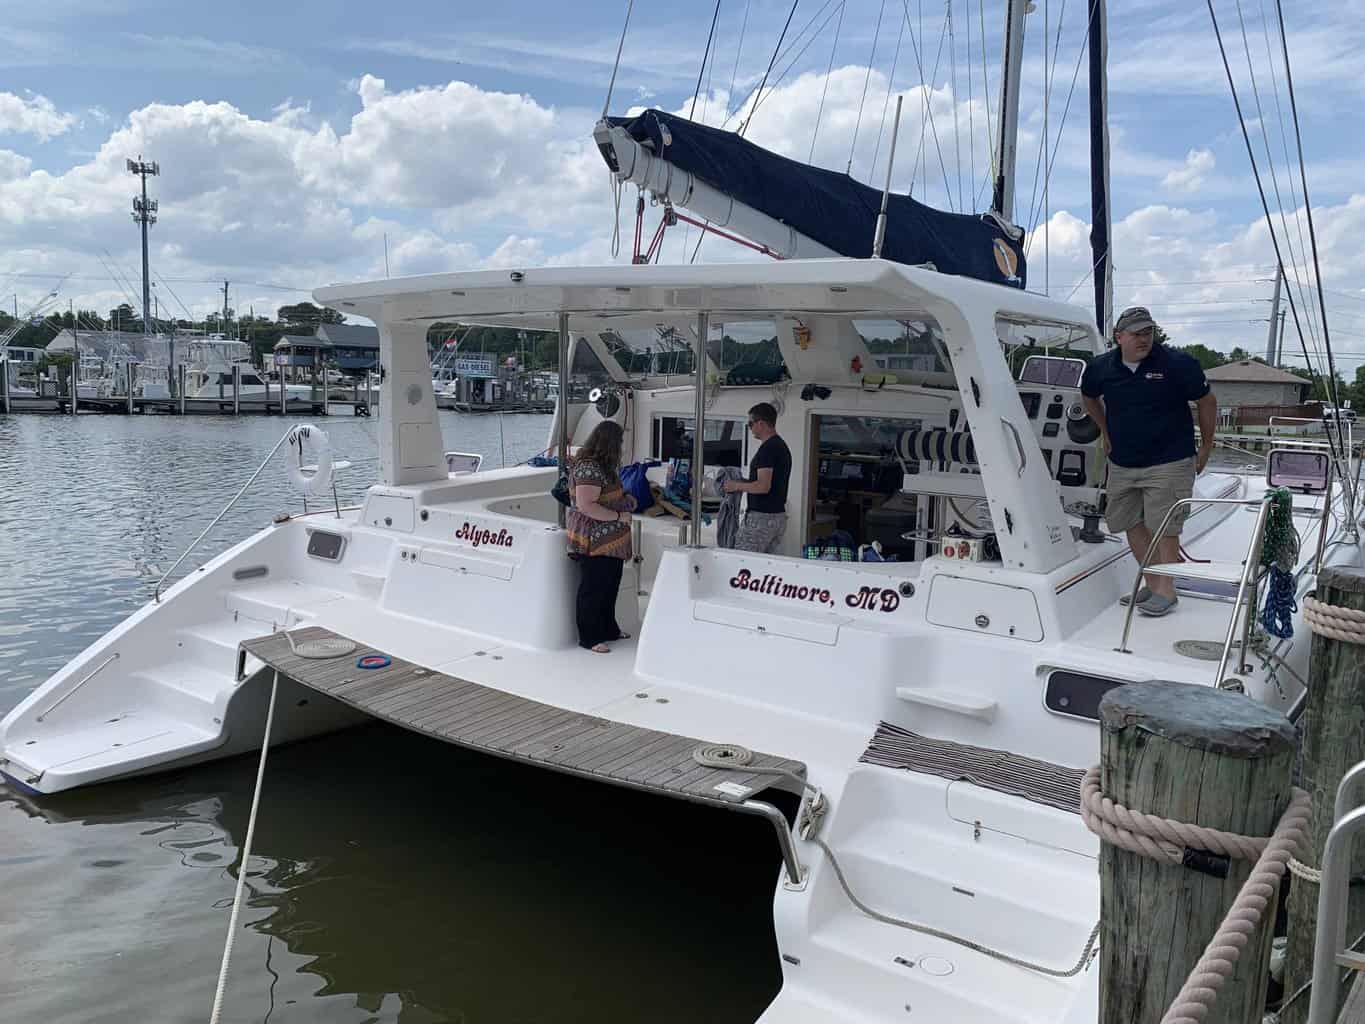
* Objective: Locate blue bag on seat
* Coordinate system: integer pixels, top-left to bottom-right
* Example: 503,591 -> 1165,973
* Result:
619,460 -> 660,512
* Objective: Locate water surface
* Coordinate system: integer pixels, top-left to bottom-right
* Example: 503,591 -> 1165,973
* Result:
0,410 -> 781,1023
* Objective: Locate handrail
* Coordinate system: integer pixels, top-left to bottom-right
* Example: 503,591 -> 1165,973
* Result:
1225,498 -> 1275,683
1306,762 -> 1365,1024
1313,456 -> 1337,576
1215,438 -> 1269,463
739,798 -> 805,887
154,427 -> 301,603
36,652 -> 120,721
1115,495 -> 1274,688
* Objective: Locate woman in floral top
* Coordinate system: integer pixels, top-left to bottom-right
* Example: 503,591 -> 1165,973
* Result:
567,421 -> 636,652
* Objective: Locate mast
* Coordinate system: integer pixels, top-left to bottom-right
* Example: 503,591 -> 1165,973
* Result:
991,0 -> 1028,221
1087,0 -> 1113,335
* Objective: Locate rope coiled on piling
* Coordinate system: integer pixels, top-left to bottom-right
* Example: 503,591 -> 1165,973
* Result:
1302,595 -> 1365,645
1079,766 -> 1311,1024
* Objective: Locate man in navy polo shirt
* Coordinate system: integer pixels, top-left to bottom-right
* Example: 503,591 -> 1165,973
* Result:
1081,307 -> 1217,617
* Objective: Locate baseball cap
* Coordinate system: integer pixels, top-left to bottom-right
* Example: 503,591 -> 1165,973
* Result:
1115,306 -> 1157,334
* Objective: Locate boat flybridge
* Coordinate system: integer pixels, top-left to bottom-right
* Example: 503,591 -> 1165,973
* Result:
2,259 -> 1357,1022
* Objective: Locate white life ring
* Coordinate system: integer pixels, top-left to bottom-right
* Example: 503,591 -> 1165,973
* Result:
285,423 -> 333,496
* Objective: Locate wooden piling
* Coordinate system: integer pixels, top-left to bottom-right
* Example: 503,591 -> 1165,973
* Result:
1098,681 -> 1298,1024
231,363 -> 241,416
69,361 -> 78,415
1283,567 -> 1365,1024
125,363 -> 135,414
0,358 -> 9,415
178,363 -> 187,415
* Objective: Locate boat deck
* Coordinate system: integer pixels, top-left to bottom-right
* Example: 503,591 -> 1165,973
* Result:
238,626 -> 808,808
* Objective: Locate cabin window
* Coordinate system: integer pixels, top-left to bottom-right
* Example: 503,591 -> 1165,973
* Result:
704,320 -> 783,381
653,415 -> 747,467
599,327 -> 695,379
1018,355 -> 1086,388
855,319 -> 951,378
570,335 -> 613,399
996,315 -> 1095,380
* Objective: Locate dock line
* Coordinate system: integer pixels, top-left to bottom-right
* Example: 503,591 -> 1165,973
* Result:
208,669 -> 280,1024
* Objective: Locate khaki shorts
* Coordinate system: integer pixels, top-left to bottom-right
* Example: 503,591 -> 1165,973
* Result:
1105,457 -> 1195,536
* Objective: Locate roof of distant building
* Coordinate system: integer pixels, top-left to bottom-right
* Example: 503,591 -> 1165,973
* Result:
1204,360 -> 1306,384
274,334 -> 332,350
316,323 -> 379,348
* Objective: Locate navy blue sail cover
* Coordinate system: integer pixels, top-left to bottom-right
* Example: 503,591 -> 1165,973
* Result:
609,109 -> 1027,288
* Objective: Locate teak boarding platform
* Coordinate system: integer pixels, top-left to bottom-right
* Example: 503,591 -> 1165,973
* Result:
237,628 -> 810,876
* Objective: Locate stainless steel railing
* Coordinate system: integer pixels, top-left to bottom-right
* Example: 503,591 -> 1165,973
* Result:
154,427 -> 302,603
1115,494 -> 1274,687
1306,760 -> 1365,1024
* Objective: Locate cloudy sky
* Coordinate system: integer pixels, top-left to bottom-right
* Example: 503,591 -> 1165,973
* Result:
2,0 -> 1362,366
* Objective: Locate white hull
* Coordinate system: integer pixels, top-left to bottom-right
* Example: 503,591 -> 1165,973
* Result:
6,259 -> 1357,1022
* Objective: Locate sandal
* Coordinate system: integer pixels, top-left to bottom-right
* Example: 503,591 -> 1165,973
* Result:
615,631 -> 631,640
590,643 -> 612,654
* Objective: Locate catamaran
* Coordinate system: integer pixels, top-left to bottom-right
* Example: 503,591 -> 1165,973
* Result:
1,251 -> 1354,1019
3,2 -> 1353,1019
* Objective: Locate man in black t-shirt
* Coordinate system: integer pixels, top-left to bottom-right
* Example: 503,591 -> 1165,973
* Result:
1080,306 -> 1216,617
725,402 -> 792,553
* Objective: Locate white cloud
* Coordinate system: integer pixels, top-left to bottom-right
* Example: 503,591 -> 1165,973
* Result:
0,149 -> 32,181
0,44 -> 1358,372
0,91 -> 76,141
1162,148 -> 1216,193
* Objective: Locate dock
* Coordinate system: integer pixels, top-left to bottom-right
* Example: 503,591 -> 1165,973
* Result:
0,376 -> 376,416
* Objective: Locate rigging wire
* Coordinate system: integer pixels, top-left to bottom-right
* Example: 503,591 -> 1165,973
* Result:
1273,0 -> 1348,463
744,1 -> 843,125
1235,0 -> 1322,364
738,0 -> 801,137
1022,0 -> 1078,251
1258,0 -> 1322,352
601,0 -> 637,117
1042,0 -> 1050,291
153,270 -> 197,323
725,0 -> 753,121
682,0 -> 722,258
726,0 -> 839,131
948,0 -> 963,211
809,0 -> 847,161
699,0 -> 800,263
1204,0 -> 1342,470
900,0 -> 955,208
869,11 -> 908,176
976,0 -> 996,207
965,0 -> 975,209
689,0 -> 724,122
746,1 -> 846,124
771,0 -> 839,71
687,7 -> 725,263
848,0 -> 889,174
912,0 -> 926,191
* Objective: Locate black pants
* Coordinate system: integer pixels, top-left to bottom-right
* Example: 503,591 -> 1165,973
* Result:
576,555 -> 625,649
